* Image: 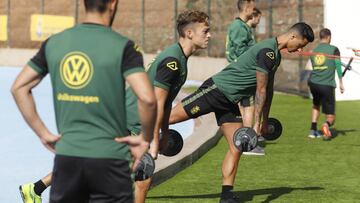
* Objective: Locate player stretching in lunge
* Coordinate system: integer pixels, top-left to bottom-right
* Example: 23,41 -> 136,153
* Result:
169,22 -> 314,203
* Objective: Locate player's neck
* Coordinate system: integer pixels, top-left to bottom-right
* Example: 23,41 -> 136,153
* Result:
238,13 -> 249,22
178,38 -> 195,58
276,34 -> 288,50
320,39 -> 330,44
84,12 -> 110,26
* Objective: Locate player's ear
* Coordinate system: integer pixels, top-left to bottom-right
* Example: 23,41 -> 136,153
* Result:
110,0 -> 117,9
185,28 -> 193,40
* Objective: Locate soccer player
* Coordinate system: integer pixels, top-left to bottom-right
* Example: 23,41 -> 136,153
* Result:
308,28 -> 345,140
169,22 -> 314,203
225,0 -> 256,63
127,10 -> 211,203
14,0 -> 157,202
247,7 -> 262,30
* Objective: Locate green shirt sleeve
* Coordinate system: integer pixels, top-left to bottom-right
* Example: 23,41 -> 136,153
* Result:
334,47 -> 342,79
335,59 -> 342,79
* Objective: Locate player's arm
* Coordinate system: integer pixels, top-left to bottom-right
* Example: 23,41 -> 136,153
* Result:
254,71 -> 268,134
123,41 -> 157,143
253,48 -> 276,134
151,57 -> 180,157
334,48 -> 345,93
262,71 -> 275,123
11,40 -> 60,152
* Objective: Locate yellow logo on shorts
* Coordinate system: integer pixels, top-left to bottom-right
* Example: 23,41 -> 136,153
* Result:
60,52 -> 93,89
190,105 -> 200,115
314,54 -> 326,66
167,61 -> 178,71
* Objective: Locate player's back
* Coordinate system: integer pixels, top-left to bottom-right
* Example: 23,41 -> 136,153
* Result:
45,23 -> 133,160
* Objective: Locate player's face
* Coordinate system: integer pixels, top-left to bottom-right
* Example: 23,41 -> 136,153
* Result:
191,22 -> 211,49
287,36 -> 309,53
245,2 -> 256,20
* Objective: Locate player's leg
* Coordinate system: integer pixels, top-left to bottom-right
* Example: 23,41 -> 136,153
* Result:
240,96 -> 264,155
19,172 -> 52,203
308,82 -> 322,138
50,155 -> 89,203
169,78 -> 218,125
86,158 -> 133,203
134,178 -> 151,203
239,97 -> 254,128
214,103 -> 242,202
321,86 -> 336,140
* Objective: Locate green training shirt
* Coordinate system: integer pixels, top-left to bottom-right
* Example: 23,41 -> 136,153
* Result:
28,23 -> 144,160
309,43 -> 342,87
213,38 -> 281,103
126,43 -> 188,134
225,18 -> 255,62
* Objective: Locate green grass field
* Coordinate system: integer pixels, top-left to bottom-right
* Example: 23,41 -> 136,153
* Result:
147,94 -> 360,203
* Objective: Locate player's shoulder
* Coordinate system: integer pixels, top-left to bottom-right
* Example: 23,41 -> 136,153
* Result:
158,43 -> 183,60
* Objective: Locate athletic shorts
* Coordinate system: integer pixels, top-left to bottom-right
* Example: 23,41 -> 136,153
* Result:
308,81 -> 335,115
181,78 -> 242,126
239,95 -> 255,107
50,155 -> 133,203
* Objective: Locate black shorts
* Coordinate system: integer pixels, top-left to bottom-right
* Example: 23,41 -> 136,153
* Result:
239,95 -> 255,107
308,81 -> 335,115
181,78 -> 242,126
50,155 -> 133,203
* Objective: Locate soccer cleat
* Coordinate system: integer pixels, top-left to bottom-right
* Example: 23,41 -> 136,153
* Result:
257,136 -> 265,142
219,191 -> 238,203
321,123 -> 332,141
19,183 -> 42,203
242,146 -> 265,156
308,130 -> 321,139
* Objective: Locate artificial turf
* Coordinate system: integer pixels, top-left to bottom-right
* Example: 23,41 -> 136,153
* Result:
147,94 -> 360,203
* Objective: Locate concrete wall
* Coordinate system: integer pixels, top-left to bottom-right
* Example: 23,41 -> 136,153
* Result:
0,49 -> 227,81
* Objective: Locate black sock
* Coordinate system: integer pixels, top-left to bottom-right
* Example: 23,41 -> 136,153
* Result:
221,185 -> 234,198
311,122 -> 317,131
326,121 -> 333,127
34,180 -> 47,196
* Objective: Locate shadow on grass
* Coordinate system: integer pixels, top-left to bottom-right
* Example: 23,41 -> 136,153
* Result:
148,186 -> 324,202
330,128 -> 357,139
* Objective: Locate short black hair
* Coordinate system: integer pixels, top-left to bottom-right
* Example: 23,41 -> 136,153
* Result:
253,8 -> 261,17
319,28 -> 331,39
177,10 -> 210,38
237,0 -> 255,12
84,0 -> 111,13
290,22 -> 315,42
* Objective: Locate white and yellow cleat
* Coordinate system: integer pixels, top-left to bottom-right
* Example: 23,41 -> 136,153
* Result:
19,183 -> 42,203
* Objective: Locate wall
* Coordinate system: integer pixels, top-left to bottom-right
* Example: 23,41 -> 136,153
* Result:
324,0 -> 360,101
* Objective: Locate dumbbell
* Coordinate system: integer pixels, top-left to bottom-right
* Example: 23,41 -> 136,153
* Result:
263,117 -> 283,141
159,129 -> 184,157
134,152 -> 155,181
233,127 -> 258,152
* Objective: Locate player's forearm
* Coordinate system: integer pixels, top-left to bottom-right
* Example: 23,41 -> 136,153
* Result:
254,87 -> 267,127
138,98 -> 157,143
11,87 -> 50,139
153,100 -> 167,144
160,107 -> 171,136
262,78 -> 274,122
262,90 -> 273,123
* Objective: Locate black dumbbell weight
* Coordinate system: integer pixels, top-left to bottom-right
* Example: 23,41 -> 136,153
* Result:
134,153 -> 155,181
160,129 -> 184,157
233,127 -> 258,152
263,117 -> 283,141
